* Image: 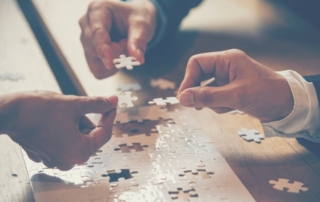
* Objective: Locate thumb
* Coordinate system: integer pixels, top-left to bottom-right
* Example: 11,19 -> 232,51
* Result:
74,95 -> 118,116
127,21 -> 152,64
179,86 -> 236,109
83,109 -> 117,154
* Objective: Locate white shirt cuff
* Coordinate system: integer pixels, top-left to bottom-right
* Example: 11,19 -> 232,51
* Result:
262,70 -> 320,142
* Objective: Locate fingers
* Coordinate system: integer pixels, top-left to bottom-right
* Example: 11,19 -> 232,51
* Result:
178,49 -> 245,95
179,85 -> 237,109
73,95 -> 118,116
79,3 -> 115,70
79,115 -> 96,134
87,3 -> 114,69
84,52 -> 118,79
82,109 -> 116,155
127,20 -> 152,64
55,110 -> 116,170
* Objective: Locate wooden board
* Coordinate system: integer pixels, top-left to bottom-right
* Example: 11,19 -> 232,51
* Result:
31,0 -> 320,201
0,0 -> 61,202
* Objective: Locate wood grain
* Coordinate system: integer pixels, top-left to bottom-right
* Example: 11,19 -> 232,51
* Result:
0,0 -> 61,201
30,0 -> 320,201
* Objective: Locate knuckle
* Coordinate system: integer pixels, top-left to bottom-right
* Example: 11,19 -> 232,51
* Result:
88,1 -> 101,12
187,55 -> 200,71
225,49 -> 247,60
78,16 -> 86,28
200,88 -> 213,106
92,97 -> 107,109
188,55 -> 199,65
232,86 -> 247,107
75,153 -> 90,165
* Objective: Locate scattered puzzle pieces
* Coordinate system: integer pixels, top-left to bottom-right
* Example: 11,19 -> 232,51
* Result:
116,91 -> 138,108
238,128 -> 264,143
23,106 -> 255,202
113,55 -> 140,70
269,178 -> 308,193
148,97 -> 179,106
150,78 -> 176,89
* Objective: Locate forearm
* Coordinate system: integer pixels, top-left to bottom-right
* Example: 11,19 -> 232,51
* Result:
262,70 -> 320,143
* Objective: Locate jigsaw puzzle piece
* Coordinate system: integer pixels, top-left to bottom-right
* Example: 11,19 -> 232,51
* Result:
113,54 -> 140,70
117,91 -> 138,108
269,178 -> 309,193
238,128 -> 265,143
148,97 -> 179,106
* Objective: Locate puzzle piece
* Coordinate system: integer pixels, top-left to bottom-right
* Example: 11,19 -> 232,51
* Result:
269,178 -> 308,193
165,180 -> 194,193
238,128 -> 264,143
148,97 -> 179,106
114,143 -> 149,153
230,110 -> 244,114
117,91 -> 138,108
113,119 -> 160,138
113,55 -> 140,70
117,83 -> 141,92
181,169 -> 214,181
150,78 -> 176,89
0,73 -> 24,81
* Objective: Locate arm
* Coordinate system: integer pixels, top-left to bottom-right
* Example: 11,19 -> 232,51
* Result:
80,0 -> 201,79
0,91 -> 117,170
262,72 -> 320,142
177,49 -> 320,143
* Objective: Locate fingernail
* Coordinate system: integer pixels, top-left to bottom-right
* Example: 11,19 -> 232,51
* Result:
179,91 -> 194,106
137,49 -> 144,64
102,57 -> 111,69
107,95 -> 118,107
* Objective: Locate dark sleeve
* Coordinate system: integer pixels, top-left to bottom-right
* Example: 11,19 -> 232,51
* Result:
148,0 -> 202,54
155,0 -> 202,34
303,75 -> 320,106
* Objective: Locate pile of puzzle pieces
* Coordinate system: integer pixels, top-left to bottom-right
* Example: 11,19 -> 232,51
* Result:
23,105 -> 254,202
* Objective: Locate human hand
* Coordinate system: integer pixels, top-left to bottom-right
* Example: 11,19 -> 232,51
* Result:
178,49 -> 294,123
79,0 -> 157,79
0,91 -> 117,170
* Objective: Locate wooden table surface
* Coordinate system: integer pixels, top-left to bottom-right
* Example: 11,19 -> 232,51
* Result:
2,0 -> 320,201
0,0 -> 61,202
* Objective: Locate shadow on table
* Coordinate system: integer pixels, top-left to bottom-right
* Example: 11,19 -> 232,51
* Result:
297,138 -> 320,158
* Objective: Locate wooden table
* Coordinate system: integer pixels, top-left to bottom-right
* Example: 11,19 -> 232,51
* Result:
0,0 -> 61,201
3,0 -> 320,201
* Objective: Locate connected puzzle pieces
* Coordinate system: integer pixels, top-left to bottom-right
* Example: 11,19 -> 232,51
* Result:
148,97 -> 179,106
269,178 -> 308,193
238,128 -> 265,143
116,91 -> 138,108
113,55 -> 140,70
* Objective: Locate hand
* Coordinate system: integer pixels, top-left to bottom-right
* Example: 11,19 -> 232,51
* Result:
79,0 -> 157,79
0,91 -> 117,170
178,49 -> 294,123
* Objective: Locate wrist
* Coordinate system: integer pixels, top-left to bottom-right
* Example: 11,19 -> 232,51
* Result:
0,93 -> 20,135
